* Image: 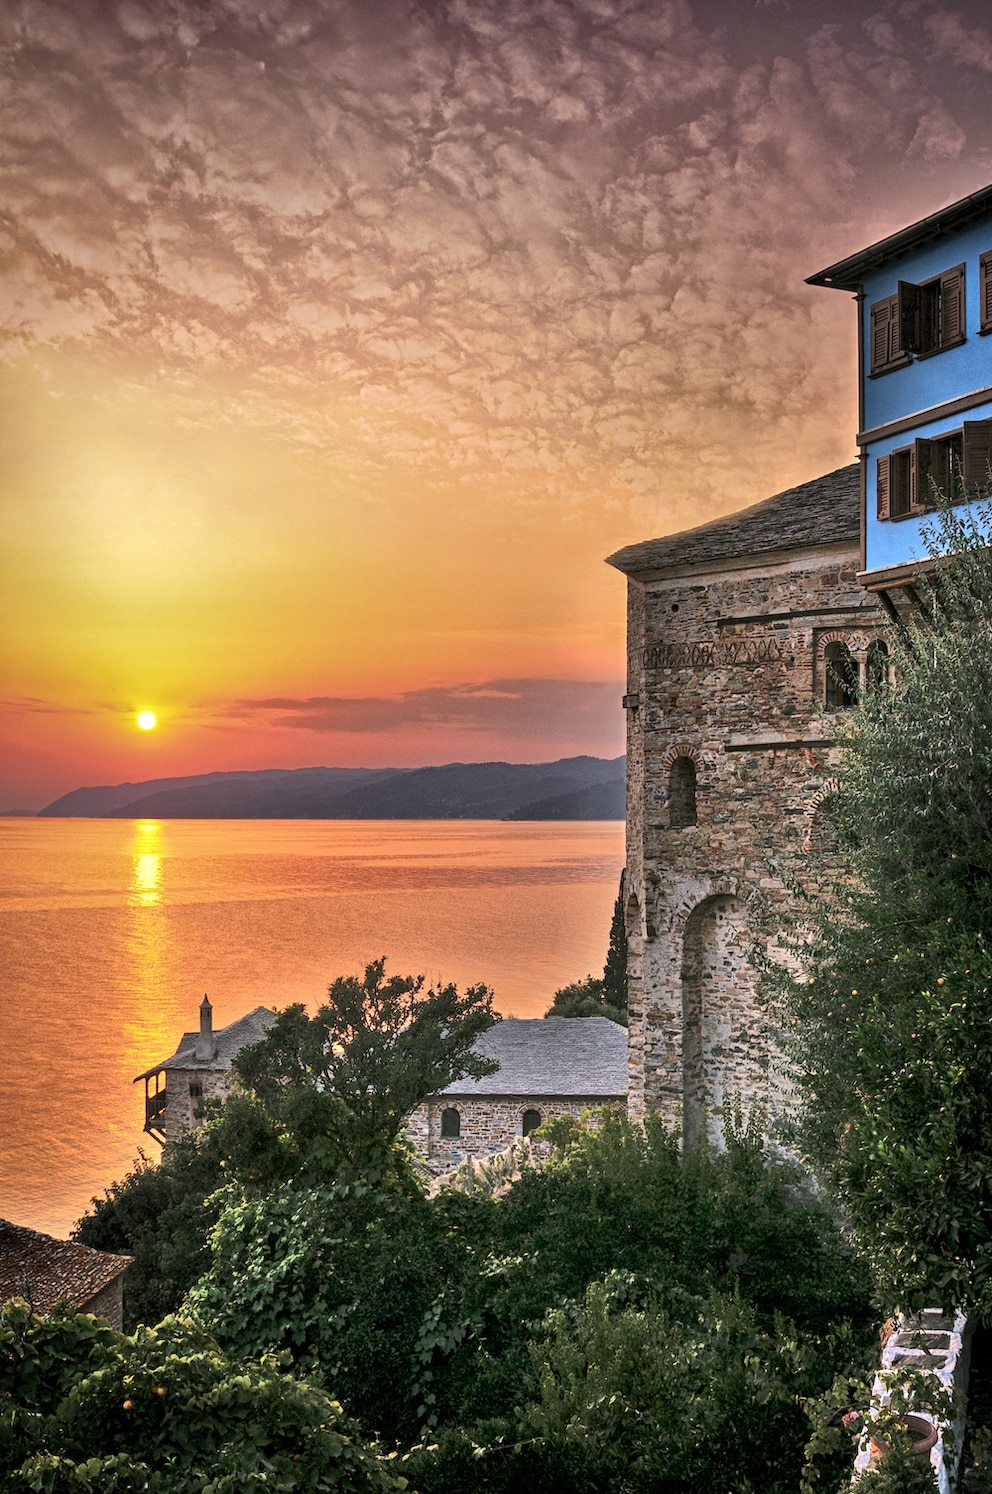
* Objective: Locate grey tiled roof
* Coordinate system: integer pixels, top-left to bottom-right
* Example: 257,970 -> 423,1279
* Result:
606,464 -> 860,577
135,1006 -> 276,1079
437,1016 -> 628,1097
0,1219 -> 130,1316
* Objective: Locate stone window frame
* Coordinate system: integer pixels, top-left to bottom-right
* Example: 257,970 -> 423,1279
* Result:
521,1108 -> 542,1137
814,630 -> 888,708
440,1106 -> 461,1139
661,743 -> 704,832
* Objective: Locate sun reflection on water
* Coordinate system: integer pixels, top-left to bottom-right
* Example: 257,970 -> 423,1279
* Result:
130,821 -> 161,907
121,821 -> 179,1083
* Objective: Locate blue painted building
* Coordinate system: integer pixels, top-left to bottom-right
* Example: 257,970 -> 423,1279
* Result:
808,184 -> 992,596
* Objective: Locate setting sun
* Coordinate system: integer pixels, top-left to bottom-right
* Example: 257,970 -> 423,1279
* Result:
136,712 -> 157,731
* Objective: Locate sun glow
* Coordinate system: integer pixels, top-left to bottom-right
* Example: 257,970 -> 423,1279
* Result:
136,711 -> 157,731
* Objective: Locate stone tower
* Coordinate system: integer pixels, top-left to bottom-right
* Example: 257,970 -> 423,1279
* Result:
607,465 -> 885,1144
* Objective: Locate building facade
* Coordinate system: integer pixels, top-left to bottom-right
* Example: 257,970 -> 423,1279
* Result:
138,1004 -> 627,1167
608,467 -> 883,1143
808,183 -> 992,591
135,998 -> 275,1142
408,1016 -> 627,1173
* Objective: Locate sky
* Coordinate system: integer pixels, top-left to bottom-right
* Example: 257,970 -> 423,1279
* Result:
3,0 -> 992,808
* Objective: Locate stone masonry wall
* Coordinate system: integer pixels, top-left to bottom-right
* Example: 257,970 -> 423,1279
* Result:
407,1095 -> 623,1174
163,1067 -> 231,1141
80,1274 -> 125,1330
624,539 -> 882,1140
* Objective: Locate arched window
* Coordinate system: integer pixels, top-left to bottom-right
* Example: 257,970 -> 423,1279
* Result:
440,1107 -> 461,1139
668,756 -> 697,829
521,1109 -> 542,1136
824,642 -> 858,710
865,639 -> 889,693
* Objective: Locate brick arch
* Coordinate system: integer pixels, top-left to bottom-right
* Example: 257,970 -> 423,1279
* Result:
815,630 -> 867,661
802,776 -> 841,855
803,777 -> 840,818
661,742 -> 705,771
670,878 -> 741,937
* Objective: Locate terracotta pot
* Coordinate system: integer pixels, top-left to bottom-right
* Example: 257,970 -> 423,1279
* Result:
869,1413 -> 939,1464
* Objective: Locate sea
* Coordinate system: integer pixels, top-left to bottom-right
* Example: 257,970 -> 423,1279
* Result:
0,817 -> 625,1237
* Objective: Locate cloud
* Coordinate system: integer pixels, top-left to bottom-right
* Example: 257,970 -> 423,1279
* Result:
1,0 -> 983,531
228,677 -> 625,742
925,9 -> 992,71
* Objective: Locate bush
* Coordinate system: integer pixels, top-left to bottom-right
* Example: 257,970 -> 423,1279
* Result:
0,1301 -> 404,1492
406,1278 -> 867,1494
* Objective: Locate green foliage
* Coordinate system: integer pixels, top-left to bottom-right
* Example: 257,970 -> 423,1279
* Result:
485,1112 -> 872,1338
74,960 -> 498,1327
776,502 -> 992,1318
406,1279 -> 867,1494
180,1111 -> 871,1454
73,1142 -> 226,1332
0,1301 -> 404,1493
226,958 -> 499,1183
185,1180 -> 494,1446
543,974 -> 625,1025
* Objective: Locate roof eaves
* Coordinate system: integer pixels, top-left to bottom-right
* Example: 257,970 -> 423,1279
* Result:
807,182 -> 992,291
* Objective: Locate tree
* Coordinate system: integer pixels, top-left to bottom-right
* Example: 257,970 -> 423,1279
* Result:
0,1301 -> 404,1492
601,868 -> 628,1012
75,960 -> 499,1326
227,958 -> 499,1181
778,501 -> 992,1317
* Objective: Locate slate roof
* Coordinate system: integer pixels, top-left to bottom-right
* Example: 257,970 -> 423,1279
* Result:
0,1219 -> 131,1316
436,1016 -> 628,1098
606,464 -> 860,578
134,1005 -> 276,1080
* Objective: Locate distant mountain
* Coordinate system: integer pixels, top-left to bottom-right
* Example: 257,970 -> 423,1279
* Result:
38,757 -> 626,821
507,776 -> 626,821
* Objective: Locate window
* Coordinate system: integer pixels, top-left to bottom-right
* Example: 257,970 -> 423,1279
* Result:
877,421 -> 992,519
824,642 -> 858,710
869,264 -> 965,375
188,1082 -> 203,1099
865,640 -> 890,693
521,1109 -> 542,1136
668,756 -> 697,829
440,1107 -> 461,1139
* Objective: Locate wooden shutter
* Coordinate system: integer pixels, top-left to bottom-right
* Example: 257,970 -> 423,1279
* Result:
962,420 -> 992,491
898,280 -> 922,353
980,251 -> 992,332
939,264 -> 965,347
870,297 -> 894,374
876,455 -> 891,520
913,438 -> 936,512
890,448 -> 912,518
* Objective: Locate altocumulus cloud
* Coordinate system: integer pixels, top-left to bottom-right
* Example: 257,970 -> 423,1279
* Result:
227,679 -> 625,742
4,0 -> 992,525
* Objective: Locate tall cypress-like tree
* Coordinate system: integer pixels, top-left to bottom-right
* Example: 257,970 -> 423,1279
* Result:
602,869 -> 628,1013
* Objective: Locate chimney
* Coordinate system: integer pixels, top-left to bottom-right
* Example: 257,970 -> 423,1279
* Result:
194,994 -> 217,1061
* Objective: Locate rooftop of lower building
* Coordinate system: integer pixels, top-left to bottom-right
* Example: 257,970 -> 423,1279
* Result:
0,1219 -> 131,1317
606,463 -> 860,579
436,1015 -> 628,1098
